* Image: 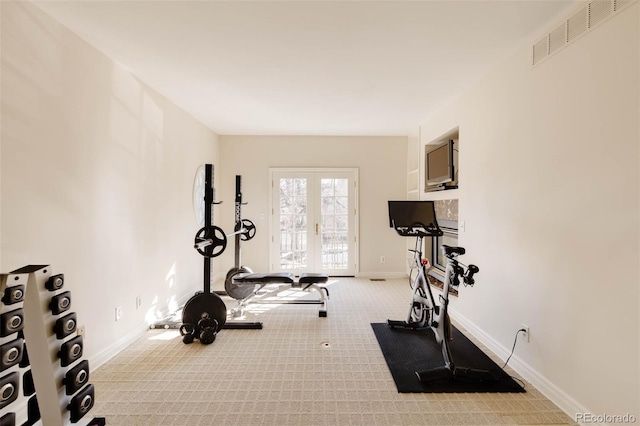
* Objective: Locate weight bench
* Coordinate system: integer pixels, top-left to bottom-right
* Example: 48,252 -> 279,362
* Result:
230,272 -> 329,317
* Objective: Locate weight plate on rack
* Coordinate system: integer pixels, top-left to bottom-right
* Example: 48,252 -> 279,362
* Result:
194,226 -> 227,258
235,220 -> 256,241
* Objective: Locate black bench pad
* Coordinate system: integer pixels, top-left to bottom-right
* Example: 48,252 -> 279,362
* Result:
233,272 -> 294,284
299,273 -> 329,284
233,272 -> 329,285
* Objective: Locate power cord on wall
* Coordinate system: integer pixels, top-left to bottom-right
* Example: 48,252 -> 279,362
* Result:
502,328 -> 526,368
501,328 -> 528,389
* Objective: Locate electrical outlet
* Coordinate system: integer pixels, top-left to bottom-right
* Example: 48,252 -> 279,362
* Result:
380,256 -> 385,263
136,296 -> 142,310
520,324 -> 530,343
115,306 -> 123,321
76,325 -> 85,336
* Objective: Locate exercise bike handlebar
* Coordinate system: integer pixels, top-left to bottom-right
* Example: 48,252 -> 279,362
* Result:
464,264 -> 479,285
395,227 -> 443,238
392,220 -> 443,238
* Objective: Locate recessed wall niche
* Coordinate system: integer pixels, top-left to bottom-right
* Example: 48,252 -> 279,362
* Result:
424,129 -> 458,192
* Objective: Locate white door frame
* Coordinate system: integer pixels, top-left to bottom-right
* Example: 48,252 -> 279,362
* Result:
269,167 -> 359,275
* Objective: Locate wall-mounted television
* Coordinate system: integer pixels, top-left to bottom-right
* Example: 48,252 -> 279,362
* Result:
425,139 -> 456,190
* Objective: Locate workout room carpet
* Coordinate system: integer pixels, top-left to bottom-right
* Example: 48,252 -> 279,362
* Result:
88,278 -> 576,425
371,323 -> 525,393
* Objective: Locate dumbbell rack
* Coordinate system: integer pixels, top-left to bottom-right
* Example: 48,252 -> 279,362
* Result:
1,265 -> 105,425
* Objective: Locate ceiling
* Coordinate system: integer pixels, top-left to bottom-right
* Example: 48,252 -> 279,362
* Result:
33,1 -> 578,136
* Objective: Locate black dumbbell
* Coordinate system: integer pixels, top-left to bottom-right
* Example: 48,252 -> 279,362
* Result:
64,360 -> 90,395
68,384 -> 95,423
0,309 -> 24,337
50,291 -> 72,315
0,338 -> 23,372
1,285 -> 25,305
54,313 -> 77,340
45,274 -> 64,291
0,372 -> 19,409
58,335 -> 83,367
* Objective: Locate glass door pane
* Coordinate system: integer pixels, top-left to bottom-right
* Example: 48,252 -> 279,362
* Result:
320,178 -> 349,270
278,177 -> 309,270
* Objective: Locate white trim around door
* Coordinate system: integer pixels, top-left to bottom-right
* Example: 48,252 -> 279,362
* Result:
269,168 -> 359,276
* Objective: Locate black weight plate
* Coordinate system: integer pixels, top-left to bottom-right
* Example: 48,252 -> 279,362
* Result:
194,226 -> 227,258
182,293 -> 226,331
224,266 -> 256,300
239,220 -> 256,241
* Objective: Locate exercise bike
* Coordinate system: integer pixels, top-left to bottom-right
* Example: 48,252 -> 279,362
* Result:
387,200 -> 497,383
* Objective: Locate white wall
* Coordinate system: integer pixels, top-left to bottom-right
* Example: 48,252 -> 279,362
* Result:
419,4 -> 639,419
1,2 -> 219,364
217,135 -> 408,281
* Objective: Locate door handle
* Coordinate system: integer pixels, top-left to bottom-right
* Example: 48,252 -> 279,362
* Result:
315,223 -> 319,235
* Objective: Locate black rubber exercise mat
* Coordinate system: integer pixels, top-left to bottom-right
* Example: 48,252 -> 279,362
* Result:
371,323 -> 525,393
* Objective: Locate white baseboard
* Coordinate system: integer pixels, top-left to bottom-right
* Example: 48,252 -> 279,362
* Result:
451,310 -> 590,425
91,321 -> 150,371
92,289 -> 195,370
356,272 -> 407,279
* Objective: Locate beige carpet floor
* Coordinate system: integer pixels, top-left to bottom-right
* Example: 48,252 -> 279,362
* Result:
90,277 -> 576,425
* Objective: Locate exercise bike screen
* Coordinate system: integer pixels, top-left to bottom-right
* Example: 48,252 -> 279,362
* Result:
388,201 -> 439,229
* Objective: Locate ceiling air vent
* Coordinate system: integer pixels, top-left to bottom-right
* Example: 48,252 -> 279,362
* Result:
549,23 -> 567,54
568,6 -> 588,42
589,0 -> 613,27
532,0 -> 636,67
614,0 -> 633,11
532,36 -> 549,66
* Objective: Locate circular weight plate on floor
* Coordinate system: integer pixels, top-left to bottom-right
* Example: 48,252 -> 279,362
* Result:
224,266 -> 256,300
182,293 -> 227,331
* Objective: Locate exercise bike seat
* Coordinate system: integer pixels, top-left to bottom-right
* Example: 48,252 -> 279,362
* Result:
233,272 -> 295,284
442,245 -> 465,256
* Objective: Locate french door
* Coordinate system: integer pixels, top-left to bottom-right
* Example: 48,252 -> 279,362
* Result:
270,168 -> 358,276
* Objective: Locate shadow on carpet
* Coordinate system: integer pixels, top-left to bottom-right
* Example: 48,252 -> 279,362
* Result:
371,323 -> 525,393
